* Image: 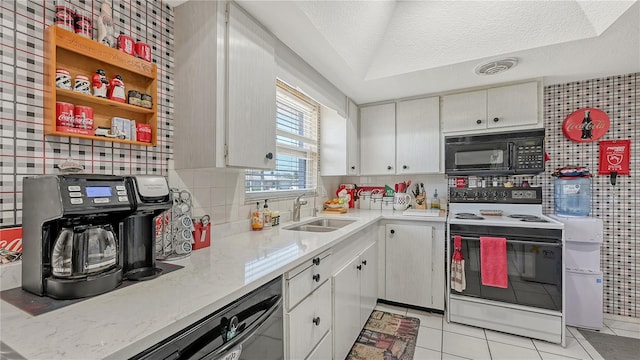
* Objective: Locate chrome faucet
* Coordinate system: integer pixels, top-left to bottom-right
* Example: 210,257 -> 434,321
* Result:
293,194 -> 307,222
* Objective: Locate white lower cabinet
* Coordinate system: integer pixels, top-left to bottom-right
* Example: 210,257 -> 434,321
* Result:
288,281 -> 331,360
333,241 -> 378,360
305,330 -> 332,360
285,251 -> 332,360
382,222 -> 445,310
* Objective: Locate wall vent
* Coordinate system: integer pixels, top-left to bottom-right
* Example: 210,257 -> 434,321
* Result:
475,58 -> 519,75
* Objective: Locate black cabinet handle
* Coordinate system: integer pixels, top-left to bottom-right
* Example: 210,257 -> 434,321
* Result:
312,257 -> 320,266
357,265 -> 362,270
402,165 -> 408,170
493,117 -> 499,123
476,119 -> 482,124
387,165 -> 392,170
390,229 -> 395,234
313,274 -> 320,282
265,152 -> 273,160
362,260 -> 367,266
313,317 -> 321,326
351,166 -> 356,170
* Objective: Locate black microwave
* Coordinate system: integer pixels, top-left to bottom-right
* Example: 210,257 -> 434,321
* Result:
444,129 -> 545,176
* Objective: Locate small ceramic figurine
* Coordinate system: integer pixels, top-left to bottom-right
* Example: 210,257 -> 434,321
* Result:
108,75 -> 126,102
97,0 -> 116,47
92,69 -> 109,98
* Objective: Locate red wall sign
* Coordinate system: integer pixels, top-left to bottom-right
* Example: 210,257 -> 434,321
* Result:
0,226 -> 22,252
598,140 -> 630,175
562,108 -> 610,142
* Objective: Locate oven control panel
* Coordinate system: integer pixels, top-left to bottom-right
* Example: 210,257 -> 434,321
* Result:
449,186 -> 542,204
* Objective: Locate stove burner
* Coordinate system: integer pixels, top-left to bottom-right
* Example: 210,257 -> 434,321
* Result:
455,213 -> 484,220
508,214 -> 549,223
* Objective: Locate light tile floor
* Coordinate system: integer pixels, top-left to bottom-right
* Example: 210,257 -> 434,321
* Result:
372,303 -> 640,360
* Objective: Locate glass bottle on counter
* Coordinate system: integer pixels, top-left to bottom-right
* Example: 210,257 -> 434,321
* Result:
251,202 -> 263,231
262,199 -> 272,229
430,189 -> 440,210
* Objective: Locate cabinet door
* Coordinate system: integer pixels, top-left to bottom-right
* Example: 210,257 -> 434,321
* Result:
347,99 -> 360,175
226,2 -> 276,169
332,256 -> 361,360
431,229 -> 445,311
487,82 -> 539,129
385,224 -> 434,308
359,242 -> 378,329
319,106 -> 348,176
360,103 -> 396,175
396,97 -> 440,174
441,90 -> 487,132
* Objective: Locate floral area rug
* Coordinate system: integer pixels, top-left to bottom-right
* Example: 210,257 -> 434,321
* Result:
347,310 -> 421,360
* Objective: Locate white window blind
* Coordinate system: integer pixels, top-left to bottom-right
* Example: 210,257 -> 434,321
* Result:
245,80 -> 319,200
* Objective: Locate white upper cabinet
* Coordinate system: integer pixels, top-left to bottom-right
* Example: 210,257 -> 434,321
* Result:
173,2 -> 276,170
442,81 -> 541,134
396,96 -> 441,174
320,100 -> 359,176
360,97 -> 441,176
360,103 -> 396,175
226,2 -> 276,169
347,100 -> 360,175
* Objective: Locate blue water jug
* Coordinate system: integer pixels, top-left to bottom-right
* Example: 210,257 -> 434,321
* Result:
554,177 -> 591,216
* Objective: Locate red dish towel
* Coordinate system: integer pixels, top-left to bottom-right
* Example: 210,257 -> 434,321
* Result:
480,237 -> 508,288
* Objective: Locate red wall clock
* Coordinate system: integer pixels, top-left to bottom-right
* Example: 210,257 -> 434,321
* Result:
562,107 -> 610,142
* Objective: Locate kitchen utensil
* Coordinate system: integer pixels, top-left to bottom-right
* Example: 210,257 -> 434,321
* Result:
395,182 -> 407,193
393,193 -> 411,211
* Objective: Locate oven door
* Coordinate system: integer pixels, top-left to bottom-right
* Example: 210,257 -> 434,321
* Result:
449,224 -> 562,311
444,141 -> 513,175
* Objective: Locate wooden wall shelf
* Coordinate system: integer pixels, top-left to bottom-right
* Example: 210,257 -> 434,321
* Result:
44,26 -> 158,146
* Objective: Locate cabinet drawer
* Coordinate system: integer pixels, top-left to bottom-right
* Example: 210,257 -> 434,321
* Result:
305,330 -> 331,360
288,281 -> 331,360
286,251 -> 331,310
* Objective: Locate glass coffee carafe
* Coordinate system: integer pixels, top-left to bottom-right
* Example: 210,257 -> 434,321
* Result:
51,224 -> 118,278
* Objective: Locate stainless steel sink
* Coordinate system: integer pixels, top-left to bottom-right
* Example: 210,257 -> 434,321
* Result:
284,218 -> 356,232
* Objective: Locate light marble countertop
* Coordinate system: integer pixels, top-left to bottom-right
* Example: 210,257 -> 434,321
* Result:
0,210 -> 445,360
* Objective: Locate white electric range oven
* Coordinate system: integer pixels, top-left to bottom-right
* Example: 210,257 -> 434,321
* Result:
446,187 -> 566,346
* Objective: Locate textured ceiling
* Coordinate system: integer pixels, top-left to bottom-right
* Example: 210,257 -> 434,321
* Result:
174,0 -> 640,104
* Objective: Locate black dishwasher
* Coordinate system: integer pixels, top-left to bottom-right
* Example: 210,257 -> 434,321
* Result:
131,277 -> 283,360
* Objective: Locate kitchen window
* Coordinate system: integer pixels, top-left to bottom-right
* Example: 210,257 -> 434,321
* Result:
245,80 -> 319,200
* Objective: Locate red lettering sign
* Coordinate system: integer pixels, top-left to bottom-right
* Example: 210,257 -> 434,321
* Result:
562,108 -> 610,142
599,140 -> 630,175
0,227 -> 22,252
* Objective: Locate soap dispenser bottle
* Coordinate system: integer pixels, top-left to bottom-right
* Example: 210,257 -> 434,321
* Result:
262,199 -> 272,229
251,201 -> 263,231
430,189 -> 440,210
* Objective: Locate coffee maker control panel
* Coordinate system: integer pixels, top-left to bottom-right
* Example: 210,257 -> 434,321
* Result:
59,177 -> 132,211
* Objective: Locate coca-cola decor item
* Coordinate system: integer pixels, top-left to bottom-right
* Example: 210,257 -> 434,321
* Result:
0,226 -> 22,253
562,107 -> 610,142
74,9 -> 93,39
74,105 -> 94,135
117,35 -> 135,56
135,42 -> 152,62
56,102 -> 74,128
598,139 -> 630,185
136,123 -> 152,143
54,4 -> 75,33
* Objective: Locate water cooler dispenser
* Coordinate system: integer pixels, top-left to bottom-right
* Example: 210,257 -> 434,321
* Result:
549,214 -> 603,330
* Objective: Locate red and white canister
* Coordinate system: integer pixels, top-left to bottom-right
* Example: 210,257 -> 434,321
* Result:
73,75 -> 91,95
74,9 -> 93,39
117,35 -> 135,56
56,102 -> 75,128
74,105 -> 94,130
56,68 -> 72,90
135,42 -> 152,62
54,4 -> 75,33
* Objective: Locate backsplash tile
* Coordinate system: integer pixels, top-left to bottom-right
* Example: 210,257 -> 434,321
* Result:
542,73 -> 638,318
0,0 -> 174,226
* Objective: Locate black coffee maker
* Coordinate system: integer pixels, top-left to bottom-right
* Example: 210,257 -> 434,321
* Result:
22,175 -> 133,299
121,175 -> 172,281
